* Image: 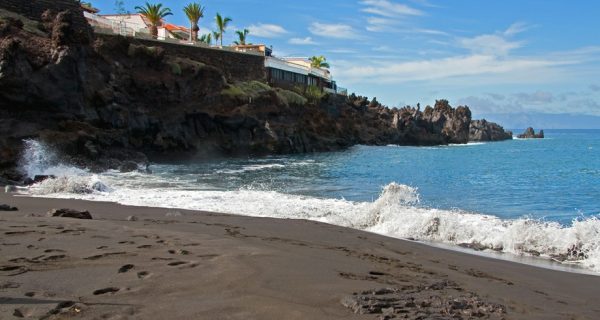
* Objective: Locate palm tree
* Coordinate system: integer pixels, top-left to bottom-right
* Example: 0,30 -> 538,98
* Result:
183,3 -> 205,42
212,30 -> 221,46
309,55 -> 330,69
199,33 -> 212,45
234,29 -> 250,45
135,2 -> 172,39
215,13 -> 232,47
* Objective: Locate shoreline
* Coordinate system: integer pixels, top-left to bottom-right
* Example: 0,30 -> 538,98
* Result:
1,193 -> 600,319
14,192 -> 600,277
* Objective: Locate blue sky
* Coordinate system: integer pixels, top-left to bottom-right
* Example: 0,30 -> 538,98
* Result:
95,1 -> 600,128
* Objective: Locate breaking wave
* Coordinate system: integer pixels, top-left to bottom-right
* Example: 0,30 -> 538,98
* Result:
17,139 -> 600,273
24,174 -> 600,273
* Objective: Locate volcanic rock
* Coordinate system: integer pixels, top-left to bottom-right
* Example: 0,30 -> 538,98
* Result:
0,204 -> 18,211
47,208 -> 92,219
469,120 -> 513,142
518,127 -> 544,139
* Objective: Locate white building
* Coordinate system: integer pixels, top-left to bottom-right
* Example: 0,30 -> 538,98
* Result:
84,12 -> 189,40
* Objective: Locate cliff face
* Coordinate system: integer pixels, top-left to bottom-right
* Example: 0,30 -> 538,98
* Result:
0,8 -> 490,182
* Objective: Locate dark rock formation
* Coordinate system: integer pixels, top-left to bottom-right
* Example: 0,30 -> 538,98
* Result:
469,120 -> 513,142
0,6 -> 480,182
0,204 -> 18,211
47,208 -> 92,219
518,127 -> 544,139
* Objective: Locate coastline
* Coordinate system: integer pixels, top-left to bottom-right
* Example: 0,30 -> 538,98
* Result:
1,192 -> 599,319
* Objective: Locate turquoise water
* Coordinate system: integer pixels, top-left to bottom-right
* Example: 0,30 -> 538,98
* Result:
149,129 -> 599,225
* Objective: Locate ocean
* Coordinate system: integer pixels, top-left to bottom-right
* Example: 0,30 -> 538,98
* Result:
21,129 -> 600,272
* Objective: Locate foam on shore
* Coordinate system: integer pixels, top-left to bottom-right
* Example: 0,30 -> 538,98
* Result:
19,139 -> 600,273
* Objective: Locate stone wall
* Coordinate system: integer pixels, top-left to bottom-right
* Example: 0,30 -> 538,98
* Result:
99,34 -> 266,83
0,0 -> 266,83
0,0 -> 89,30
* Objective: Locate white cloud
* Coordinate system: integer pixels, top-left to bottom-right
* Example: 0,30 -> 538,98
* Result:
309,22 -> 355,38
459,34 -> 523,56
247,23 -> 288,38
289,37 -> 318,45
503,22 -> 531,36
457,96 -> 522,114
336,54 -> 574,84
513,91 -> 554,105
366,17 -> 396,32
361,0 -> 424,17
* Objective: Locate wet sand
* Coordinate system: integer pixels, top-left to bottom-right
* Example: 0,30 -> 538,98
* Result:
1,192 -> 599,319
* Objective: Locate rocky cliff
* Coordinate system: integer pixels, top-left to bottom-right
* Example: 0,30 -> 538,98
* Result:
0,7 -> 507,182
469,120 -> 513,142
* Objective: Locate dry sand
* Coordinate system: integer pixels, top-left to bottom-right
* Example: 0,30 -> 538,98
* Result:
1,192 -> 599,319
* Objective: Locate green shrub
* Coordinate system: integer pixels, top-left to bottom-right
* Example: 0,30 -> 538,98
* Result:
304,85 -> 325,103
276,89 -> 307,106
221,81 -> 271,99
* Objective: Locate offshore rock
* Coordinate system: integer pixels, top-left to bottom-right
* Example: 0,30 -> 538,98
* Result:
469,120 -> 513,142
518,127 -> 544,139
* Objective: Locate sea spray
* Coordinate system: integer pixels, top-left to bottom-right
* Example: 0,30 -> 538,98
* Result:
19,139 -> 86,178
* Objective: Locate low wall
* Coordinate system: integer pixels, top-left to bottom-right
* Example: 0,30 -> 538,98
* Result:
98,34 -> 266,83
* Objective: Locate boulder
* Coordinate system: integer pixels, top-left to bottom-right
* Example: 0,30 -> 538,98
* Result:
119,161 -> 138,173
47,208 -> 92,219
518,127 -> 544,139
0,204 -> 18,211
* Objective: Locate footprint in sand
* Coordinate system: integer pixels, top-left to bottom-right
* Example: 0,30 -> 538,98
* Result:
93,287 -> 120,295
0,265 -> 29,276
43,254 -> 67,261
84,252 -> 127,260
118,264 -> 134,273
167,261 -> 188,266
168,249 -> 190,255
137,271 -> 150,279
44,249 -> 66,253
13,308 -> 25,318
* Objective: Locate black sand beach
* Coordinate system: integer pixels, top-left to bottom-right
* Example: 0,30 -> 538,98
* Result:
1,192 -> 599,319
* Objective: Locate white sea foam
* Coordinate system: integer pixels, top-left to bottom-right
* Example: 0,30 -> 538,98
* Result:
18,140 -> 600,273
26,173 -> 600,273
19,139 -> 87,178
216,163 -> 286,174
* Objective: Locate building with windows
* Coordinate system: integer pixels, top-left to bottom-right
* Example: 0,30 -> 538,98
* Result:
265,57 -> 344,94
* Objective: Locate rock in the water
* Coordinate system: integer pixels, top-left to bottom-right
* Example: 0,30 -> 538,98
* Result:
518,127 -> 544,139
469,120 -> 513,142
119,161 -> 139,173
0,204 -> 18,211
47,208 -> 92,219
126,215 -> 138,221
